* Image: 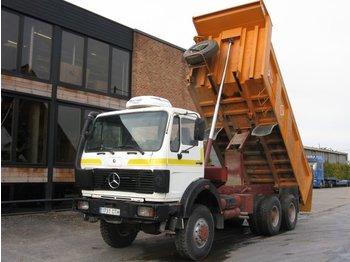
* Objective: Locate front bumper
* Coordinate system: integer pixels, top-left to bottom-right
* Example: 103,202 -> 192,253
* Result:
74,198 -> 180,223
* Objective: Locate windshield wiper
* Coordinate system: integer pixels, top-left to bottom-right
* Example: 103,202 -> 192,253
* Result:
85,146 -> 114,154
99,145 -> 115,155
115,145 -> 144,155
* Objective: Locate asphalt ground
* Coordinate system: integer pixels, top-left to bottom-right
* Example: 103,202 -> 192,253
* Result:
2,187 -> 350,262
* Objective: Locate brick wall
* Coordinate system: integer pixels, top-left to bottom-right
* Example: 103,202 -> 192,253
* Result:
132,31 -> 196,111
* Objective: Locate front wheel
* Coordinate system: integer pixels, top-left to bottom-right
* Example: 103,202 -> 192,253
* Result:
100,220 -> 138,248
175,204 -> 214,260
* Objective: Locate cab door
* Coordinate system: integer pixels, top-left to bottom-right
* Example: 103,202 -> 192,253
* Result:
167,115 -> 204,199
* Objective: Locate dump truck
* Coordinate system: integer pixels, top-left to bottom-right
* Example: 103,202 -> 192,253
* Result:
74,1 -> 313,260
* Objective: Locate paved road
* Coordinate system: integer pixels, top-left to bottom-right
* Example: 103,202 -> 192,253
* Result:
2,187 -> 350,262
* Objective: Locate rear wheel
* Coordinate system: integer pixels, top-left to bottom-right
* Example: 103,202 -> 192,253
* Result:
281,194 -> 298,230
175,204 -> 214,260
259,196 -> 282,236
100,220 -> 138,248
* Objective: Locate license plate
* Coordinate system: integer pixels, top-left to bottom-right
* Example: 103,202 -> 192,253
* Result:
99,207 -> 120,216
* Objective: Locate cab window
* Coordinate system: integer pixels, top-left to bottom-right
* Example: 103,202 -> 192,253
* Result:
170,116 -> 180,152
181,118 -> 195,146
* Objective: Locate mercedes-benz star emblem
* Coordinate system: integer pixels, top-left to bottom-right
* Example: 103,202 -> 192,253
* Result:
107,172 -> 121,189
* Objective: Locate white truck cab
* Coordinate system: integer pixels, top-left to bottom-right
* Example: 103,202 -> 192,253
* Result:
78,96 -> 204,204
74,96 -> 216,243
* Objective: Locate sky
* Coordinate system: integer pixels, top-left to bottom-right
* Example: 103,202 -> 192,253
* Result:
66,0 -> 350,157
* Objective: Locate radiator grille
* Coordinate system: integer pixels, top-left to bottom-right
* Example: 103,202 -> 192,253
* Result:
92,169 -> 154,194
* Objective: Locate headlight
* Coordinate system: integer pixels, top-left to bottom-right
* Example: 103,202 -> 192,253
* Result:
137,206 -> 154,217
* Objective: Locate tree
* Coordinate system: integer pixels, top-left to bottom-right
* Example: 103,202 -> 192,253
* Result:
324,163 -> 350,180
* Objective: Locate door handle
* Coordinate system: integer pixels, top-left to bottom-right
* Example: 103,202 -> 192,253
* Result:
196,161 -> 203,165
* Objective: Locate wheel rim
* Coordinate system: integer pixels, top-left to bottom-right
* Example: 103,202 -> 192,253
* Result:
271,205 -> 280,227
288,202 -> 296,223
193,218 -> 209,248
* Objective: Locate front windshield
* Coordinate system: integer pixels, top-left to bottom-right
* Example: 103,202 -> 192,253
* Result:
85,111 -> 168,153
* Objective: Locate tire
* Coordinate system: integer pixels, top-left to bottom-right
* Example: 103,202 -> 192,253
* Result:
183,40 -> 219,65
175,204 -> 214,260
259,196 -> 282,236
248,197 -> 264,235
281,194 -> 298,231
100,220 -> 138,248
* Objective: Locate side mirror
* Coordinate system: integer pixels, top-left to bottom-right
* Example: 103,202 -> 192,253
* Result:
194,118 -> 205,141
82,111 -> 99,139
75,111 -> 99,170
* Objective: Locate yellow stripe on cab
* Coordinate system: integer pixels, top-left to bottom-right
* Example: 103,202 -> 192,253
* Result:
128,158 -> 201,166
81,158 -> 102,165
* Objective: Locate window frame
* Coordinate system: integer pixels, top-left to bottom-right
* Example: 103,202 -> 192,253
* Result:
1,9 -> 54,83
1,9 -> 132,99
85,37 -> 110,93
21,15 -> 53,80
1,93 -> 50,167
1,9 -> 20,72
53,102 -> 108,166
110,47 -> 131,97
59,30 -> 85,87
57,29 -> 131,99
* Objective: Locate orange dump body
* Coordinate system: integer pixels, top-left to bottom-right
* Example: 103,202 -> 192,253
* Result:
188,1 -> 312,211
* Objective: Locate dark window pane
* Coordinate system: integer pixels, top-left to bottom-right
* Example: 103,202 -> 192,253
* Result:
1,97 -> 14,161
21,17 -> 52,80
60,31 -> 84,85
181,118 -> 195,146
111,48 -> 130,97
1,10 -> 19,71
16,99 -> 48,163
56,105 -> 81,163
170,116 -> 180,152
86,38 -> 109,92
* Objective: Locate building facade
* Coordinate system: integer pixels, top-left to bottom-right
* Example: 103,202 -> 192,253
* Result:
1,0 -> 192,213
304,146 -> 348,164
